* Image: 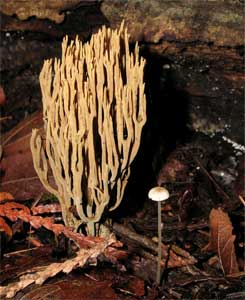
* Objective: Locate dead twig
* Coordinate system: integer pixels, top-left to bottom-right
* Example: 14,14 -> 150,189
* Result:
238,195 -> 245,206
4,247 -> 39,258
0,116 -> 12,122
194,157 -> 232,206
112,222 -> 196,269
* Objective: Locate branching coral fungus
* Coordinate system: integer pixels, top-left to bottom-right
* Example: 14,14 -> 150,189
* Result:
30,22 -> 146,236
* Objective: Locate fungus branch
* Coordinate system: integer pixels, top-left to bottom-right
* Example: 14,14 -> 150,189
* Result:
30,22 -> 146,235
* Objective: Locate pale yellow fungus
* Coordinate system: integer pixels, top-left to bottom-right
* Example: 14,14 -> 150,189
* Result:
30,22 -> 146,236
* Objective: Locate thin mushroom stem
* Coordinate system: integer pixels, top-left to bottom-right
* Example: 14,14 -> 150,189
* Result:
148,186 -> 169,285
157,201 -> 162,285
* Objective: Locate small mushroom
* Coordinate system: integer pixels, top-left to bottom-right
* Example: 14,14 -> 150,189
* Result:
148,186 -> 170,285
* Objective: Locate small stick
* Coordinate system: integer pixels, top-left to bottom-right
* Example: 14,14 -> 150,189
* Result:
194,157 -> 231,205
239,195 -> 245,206
0,116 -> 12,122
4,247 -> 39,257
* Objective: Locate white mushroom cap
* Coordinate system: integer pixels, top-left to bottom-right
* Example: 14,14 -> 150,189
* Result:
148,186 -> 170,202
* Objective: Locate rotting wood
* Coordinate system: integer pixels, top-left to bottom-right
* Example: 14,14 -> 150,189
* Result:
112,222 -> 197,267
0,0 -> 99,23
101,0 -> 244,47
100,0 -> 244,144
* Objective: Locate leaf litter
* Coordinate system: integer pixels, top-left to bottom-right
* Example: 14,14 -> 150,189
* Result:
204,208 -> 239,275
0,235 -> 116,298
0,113 -> 244,299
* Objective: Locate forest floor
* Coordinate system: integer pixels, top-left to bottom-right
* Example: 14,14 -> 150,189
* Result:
1,108 -> 244,299
0,23 -> 244,300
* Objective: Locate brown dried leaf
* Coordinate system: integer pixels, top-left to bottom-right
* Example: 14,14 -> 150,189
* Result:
1,111 -> 55,200
0,192 -> 14,202
127,276 -> 145,297
62,227 -> 103,248
0,202 -> 30,221
0,201 -> 104,249
0,86 -> 6,106
0,216 -> 12,238
19,279 -> 118,300
103,246 -> 128,264
0,235 -> 116,298
205,208 -> 239,275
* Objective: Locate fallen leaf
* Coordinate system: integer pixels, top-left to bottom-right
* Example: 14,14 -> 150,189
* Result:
103,246 -> 128,264
205,208 -> 239,275
19,278 -> 117,300
0,192 -> 14,202
0,202 -> 30,221
127,276 -> 145,297
0,201 -> 106,249
0,86 -> 6,105
0,216 -> 12,238
0,235 -> 116,298
0,111 -> 55,200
